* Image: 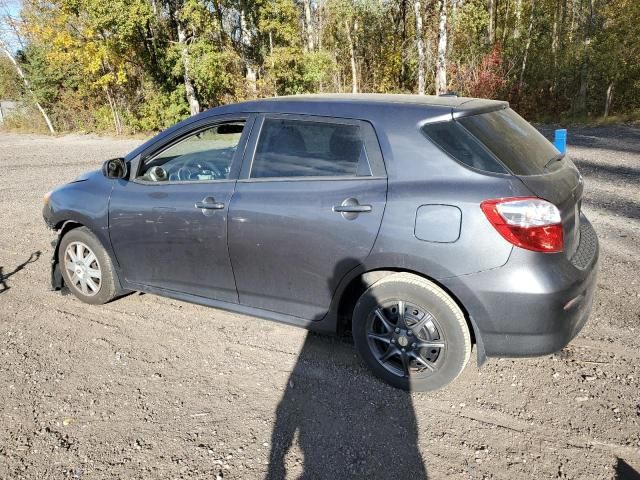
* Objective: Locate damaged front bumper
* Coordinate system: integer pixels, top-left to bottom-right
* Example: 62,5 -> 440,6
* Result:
49,234 -> 64,291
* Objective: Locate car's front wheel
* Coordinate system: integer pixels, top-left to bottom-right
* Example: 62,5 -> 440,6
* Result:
352,272 -> 471,391
59,226 -> 119,305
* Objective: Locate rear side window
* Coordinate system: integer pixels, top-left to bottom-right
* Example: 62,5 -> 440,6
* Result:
251,118 -> 372,178
458,108 -> 560,175
422,121 -> 507,174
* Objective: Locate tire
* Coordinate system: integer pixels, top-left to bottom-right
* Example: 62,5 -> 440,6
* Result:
58,226 -> 119,305
352,272 -> 471,392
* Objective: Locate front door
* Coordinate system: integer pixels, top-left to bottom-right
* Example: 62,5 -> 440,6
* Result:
228,115 -> 387,319
109,118 -> 251,302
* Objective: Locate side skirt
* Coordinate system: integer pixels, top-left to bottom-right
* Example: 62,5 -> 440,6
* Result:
125,281 -> 338,334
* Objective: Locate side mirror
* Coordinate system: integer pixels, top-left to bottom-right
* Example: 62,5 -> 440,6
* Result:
102,157 -> 128,179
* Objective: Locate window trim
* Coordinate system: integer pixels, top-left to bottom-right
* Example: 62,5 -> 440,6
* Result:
239,113 -> 386,182
130,114 -> 255,186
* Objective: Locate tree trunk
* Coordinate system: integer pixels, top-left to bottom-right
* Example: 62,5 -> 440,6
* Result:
105,87 -> 122,135
519,0 -> 535,90
317,3 -> 323,50
551,0 -> 561,90
436,0 -> 448,95
303,0 -> 314,52
603,82 -> 614,118
569,0 -> 577,42
513,0 -> 522,38
345,19 -> 358,93
414,1 -> 425,95
488,0 -> 496,43
0,45 -> 55,133
177,23 -> 200,116
502,0 -> 510,43
399,0 -> 408,90
575,0 -> 593,116
240,8 -> 256,95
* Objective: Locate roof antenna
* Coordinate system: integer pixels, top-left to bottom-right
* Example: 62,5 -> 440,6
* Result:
438,91 -> 458,97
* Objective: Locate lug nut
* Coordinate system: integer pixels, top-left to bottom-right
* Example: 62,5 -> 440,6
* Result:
401,348 -> 406,352
407,330 -> 413,336
411,343 -> 417,348
395,328 -> 400,333
391,339 -> 396,343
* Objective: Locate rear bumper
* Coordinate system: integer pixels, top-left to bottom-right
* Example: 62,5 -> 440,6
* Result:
443,216 -> 599,358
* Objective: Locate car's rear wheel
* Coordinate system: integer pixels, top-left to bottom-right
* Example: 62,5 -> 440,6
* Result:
352,272 -> 471,391
59,227 -> 118,305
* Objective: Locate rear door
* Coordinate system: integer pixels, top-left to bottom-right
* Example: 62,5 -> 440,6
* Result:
227,114 -> 387,320
457,108 -> 583,258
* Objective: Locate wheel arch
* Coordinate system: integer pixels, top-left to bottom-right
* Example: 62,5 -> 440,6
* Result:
51,220 -> 124,294
334,267 -> 486,366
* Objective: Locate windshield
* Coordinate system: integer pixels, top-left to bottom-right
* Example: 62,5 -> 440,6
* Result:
458,108 -> 560,175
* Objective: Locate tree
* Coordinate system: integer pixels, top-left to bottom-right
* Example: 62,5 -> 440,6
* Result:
414,1 -> 425,94
0,0 -> 636,133
0,0 -> 55,132
436,0 -> 448,94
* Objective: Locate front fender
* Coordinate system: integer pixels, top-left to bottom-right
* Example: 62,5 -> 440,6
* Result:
44,170 -> 119,288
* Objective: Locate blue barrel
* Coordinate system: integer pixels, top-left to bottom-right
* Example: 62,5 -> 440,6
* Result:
554,129 -> 567,154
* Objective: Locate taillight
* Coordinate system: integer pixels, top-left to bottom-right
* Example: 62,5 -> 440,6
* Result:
480,197 -> 564,253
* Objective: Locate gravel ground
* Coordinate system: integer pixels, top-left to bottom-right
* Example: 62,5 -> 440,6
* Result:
0,126 -> 639,479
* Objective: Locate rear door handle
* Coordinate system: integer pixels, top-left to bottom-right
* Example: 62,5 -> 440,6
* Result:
195,197 -> 225,210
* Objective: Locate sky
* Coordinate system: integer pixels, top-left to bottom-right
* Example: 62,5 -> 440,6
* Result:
0,0 -> 23,52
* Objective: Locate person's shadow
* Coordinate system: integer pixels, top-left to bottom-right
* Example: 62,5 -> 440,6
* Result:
265,259 -> 428,479
0,251 -> 41,294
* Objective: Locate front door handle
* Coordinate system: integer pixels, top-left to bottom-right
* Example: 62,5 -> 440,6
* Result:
333,198 -> 372,220
195,197 -> 225,210
333,204 -> 373,213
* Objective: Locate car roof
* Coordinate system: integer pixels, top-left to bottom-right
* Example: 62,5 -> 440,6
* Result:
203,93 -> 508,118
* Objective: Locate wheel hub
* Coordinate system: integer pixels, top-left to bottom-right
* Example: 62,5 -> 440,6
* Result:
74,263 -> 85,278
367,300 -> 446,378
391,328 -> 416,350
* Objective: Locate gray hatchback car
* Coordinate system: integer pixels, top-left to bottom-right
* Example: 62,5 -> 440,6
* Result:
43,94 -> 599,391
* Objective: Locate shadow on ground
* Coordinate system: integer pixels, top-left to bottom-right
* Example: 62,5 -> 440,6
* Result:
616,458 -> 640,480
573,158 -> 640,221
265,332 -> 428,479
0,251 -> 41,294
266,258 -> 428,479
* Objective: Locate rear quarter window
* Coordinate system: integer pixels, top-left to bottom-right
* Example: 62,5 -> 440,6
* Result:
421,121 -> 507,174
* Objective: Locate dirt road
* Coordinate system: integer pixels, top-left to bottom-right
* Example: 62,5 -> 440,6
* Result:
0,127 -> 639,479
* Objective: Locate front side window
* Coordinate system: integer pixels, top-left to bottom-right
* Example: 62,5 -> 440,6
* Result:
139,122 -> 245,182
250,118 -> 371,178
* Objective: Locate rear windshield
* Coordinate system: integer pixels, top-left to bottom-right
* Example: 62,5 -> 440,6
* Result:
458,108 -> 560,175
422,108 -> 561,176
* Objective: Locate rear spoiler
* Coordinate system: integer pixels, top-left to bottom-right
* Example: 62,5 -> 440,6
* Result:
452,100 -> 509,119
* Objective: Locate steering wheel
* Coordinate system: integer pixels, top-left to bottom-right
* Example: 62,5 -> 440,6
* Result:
178,157 -> 223,181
